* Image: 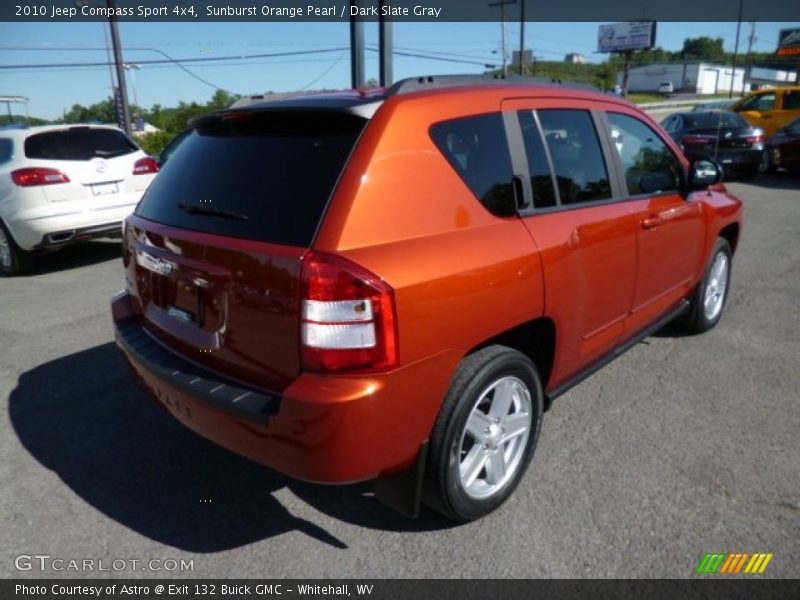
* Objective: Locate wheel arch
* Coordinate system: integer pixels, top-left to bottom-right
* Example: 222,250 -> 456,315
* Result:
719,222 -> 740,254
465,317 -> 556,408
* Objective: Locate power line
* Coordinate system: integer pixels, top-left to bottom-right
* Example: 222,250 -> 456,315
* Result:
297,51 -> 348,91
0,46 -> 498,71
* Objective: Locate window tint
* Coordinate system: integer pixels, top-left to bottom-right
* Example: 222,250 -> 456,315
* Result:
0,139 -> 12,165
135,111 -> 365,247
607,112 -> 682,196
430,113 -> 516,216
783,91 -> 800,110
537,109 -> 611,205
517,111 -> 556,208
661,116 -> 677,133
158,129 -> 191,166
740,93 -> 776,112
684,112 -> 748,129
25,128 -> 138,161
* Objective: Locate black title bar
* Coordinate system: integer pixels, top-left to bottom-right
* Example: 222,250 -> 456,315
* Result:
3,0 -> 800,22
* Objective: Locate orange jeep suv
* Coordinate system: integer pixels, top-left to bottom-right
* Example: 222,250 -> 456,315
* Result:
112,76 -> 743,521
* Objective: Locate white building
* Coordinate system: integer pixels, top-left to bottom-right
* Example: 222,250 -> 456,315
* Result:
619,63 -> 745,94
565,53 -> 586,64
618,62 -> 798,95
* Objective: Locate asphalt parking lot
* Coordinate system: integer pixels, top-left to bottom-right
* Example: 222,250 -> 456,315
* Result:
2,175 -> 798,579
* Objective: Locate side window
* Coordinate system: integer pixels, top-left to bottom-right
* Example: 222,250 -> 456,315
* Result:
740,93 -> 776,112
517,111 -> 556,208
607,112 -> 683,196
430,113 -> 516,216
783,91 -> 800,110
787,119 -> 800,135
0,139 -> 12,165
662,116 -> 677,133
537,109 -> 611,205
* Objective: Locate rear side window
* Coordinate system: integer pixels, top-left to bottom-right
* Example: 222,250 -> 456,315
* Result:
538,109 -> 611,205
517,111 -> 557,208
783,91 -> 800,110
607,113 -> 682,195
0,139 -> 12,165
430,113 -> 516,216
740,93 -> 775,112
135,111 -> 365,247
25,128 -> 138,161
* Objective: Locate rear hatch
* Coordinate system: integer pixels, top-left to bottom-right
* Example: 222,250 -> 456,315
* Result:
126,110 -> 367,392
24,126 -> 151,203
680,112 -> 764,156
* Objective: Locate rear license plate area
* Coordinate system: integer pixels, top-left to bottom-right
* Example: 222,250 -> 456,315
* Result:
171,281 -> 204,326
91,182 -> 119,196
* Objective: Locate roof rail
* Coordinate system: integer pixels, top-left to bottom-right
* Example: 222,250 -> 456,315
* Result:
385,74 -> 599,96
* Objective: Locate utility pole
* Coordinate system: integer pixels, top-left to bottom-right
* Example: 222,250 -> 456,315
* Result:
349,0 -> 365,88
729,0 -> 744,99
378,0 -> 393,86
518,1 -> 526,75
124,63 -> 141,131
622,50 -> 632,97
107,0 -> 131,135
743,21 -> 756,96
489,1 -> 516,77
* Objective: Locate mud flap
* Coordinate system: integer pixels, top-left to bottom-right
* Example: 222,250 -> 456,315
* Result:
372,441 -> 428,518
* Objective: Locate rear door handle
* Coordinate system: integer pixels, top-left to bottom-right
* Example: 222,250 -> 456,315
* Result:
641,216 -> 664,230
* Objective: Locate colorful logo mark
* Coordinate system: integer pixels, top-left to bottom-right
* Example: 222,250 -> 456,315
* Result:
696,552 -> 773,574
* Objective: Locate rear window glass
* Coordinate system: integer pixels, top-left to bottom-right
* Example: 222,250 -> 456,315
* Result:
0,139 -> 12,165
683,112 -> 748,129
430,113 -> 516,216
25,128 -> 138,161
135,111 -> 365,247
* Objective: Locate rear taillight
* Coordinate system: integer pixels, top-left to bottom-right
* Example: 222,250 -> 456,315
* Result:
300,251 -> 398,372
682,135 -> 714,145
11,167 -> 70,187
745,129 -> 765,144
133,156 -> 159,175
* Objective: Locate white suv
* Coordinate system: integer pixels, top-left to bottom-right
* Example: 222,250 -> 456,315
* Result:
0,124 -> 158,275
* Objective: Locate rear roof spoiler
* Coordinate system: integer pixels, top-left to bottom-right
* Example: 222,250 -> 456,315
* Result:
192,74 -> 602,127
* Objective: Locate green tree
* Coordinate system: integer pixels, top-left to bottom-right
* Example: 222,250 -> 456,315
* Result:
681,37 -> 725,62
206,89 -> 239,111
63,97 -> 116,124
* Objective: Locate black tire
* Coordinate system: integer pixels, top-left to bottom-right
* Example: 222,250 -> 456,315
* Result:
759,149 -> 776,175
682,238 -> 733,334
0,221 -> 33,277
424,345 -> 544,522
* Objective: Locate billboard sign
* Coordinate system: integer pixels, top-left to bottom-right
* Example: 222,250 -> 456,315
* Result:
598,21 -> 657,53
777,28 -> 800,56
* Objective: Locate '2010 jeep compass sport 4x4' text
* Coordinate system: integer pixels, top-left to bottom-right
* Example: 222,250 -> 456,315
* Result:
112,76 -> 743,521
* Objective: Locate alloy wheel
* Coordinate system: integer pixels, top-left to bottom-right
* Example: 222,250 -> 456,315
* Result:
457,376 -> 532,499
703,251 -> 729,321
0,227 -> 12,271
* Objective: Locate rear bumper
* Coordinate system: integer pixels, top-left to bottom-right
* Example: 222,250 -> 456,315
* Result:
8,199 -> 138,250
686,149 -> 761,171
111,291 -> 451,484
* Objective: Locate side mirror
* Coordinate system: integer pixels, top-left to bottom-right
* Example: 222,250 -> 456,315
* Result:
689,159 -> 723,189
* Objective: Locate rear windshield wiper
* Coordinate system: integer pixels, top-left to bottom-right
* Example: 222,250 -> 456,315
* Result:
178,202 -> 249,220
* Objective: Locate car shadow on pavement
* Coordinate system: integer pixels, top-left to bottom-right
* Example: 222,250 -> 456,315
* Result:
9,343 -> 450,553
742,173 -> 800,191
23,240 -> 122,277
